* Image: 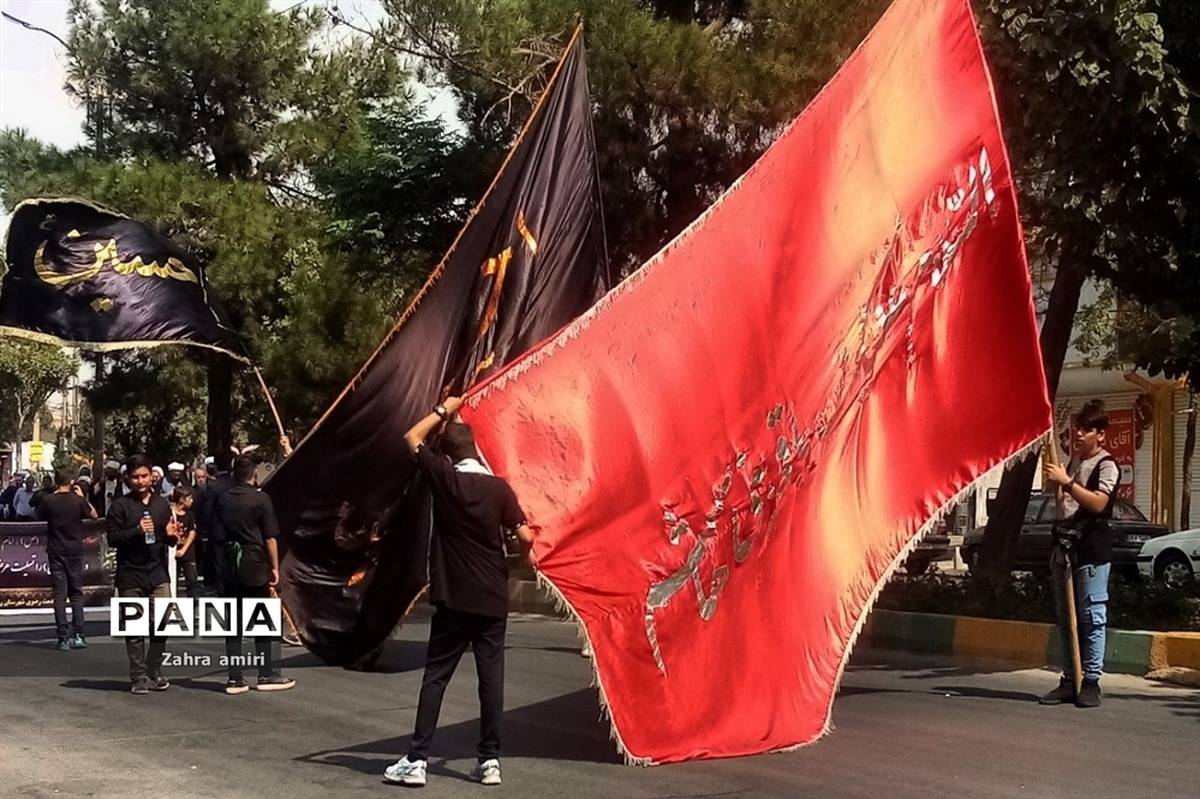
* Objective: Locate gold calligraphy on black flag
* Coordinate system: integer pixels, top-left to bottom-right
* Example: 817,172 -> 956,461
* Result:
0,198 -> 242,359
264,26 -> 612,665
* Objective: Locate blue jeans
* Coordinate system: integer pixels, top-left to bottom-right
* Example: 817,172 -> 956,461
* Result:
1052,558 -> 1110,682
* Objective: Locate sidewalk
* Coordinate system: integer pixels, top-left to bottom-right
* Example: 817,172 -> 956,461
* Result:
508,578 -> 1200,676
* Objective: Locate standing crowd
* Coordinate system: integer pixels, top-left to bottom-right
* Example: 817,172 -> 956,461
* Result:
15,452 -> 298,696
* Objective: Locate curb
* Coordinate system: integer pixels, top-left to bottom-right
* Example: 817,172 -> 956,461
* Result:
863,609 -> 1200,675
506,579 -> 1200,675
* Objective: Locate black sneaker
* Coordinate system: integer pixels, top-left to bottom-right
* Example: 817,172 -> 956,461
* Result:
55,639 -> 71,652
1076,679 -> 1101,708
225,678 -> 250,695
70,634 -> 87,649
131,678 -> 151,695
148,675 -> 170,691
1038,677 -> 1076,705
254,675 -> 296,692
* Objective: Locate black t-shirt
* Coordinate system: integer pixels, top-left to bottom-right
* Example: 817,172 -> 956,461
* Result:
415,446 -> 526,619
36,491 -> 92,556
106,494 -> 172,591
215,484 -> 279,587
199,474 -> 234,542
174,509 -> 197,562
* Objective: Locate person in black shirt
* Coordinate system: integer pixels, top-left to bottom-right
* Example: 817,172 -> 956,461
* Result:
0,475 -> 20,520
216,455 -> 295,694
199,455 -> 234,594
170,485 -> 200,598
31,474 -> 54,512
384,397 -> 532,788
36,470 -> 97,650
106,454 -> 176,695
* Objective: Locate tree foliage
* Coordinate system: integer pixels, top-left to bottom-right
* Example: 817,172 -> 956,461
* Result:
0,339 -> 79,460
375,0 -> 887,271
1,0 -> 485,460
975,0 -> 1200,585
311,101 -> 495,300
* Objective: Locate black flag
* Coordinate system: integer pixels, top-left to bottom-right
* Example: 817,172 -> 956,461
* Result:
1,198 -> 243,359
265,26 -> 612,664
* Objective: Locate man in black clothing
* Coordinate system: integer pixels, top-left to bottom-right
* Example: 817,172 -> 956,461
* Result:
37,469 -> 98,650
106,454 -> 176,695
0,475 -> 20,520
31,474 -> 54,511
384,396 -> 532,788
216,455 -> 295,694
198,455 -> 234,594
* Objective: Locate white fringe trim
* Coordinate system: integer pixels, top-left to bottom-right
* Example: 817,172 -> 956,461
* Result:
532,569 -> 653,766
533,427 -> 1050,766
804,426 -> 1051,751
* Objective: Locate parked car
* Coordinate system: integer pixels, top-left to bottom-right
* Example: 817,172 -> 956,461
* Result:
1137,528 -> 1200,586
904,529 -> 953,575
961,492 -> 1168,580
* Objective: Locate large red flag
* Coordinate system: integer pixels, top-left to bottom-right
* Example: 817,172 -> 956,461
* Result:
466,0 -> 1051,764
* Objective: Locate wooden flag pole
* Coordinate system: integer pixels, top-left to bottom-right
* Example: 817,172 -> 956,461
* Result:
251,365 -> 292,457
1045,430 -> 1083,695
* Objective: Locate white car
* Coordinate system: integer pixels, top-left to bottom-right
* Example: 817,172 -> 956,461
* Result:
1137,528 -> 1200,586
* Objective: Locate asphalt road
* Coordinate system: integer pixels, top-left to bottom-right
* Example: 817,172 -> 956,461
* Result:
2,610 -> 1198,799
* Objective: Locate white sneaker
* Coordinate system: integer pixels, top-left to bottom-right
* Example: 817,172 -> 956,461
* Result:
472,758 -> 501,786
383,755 -> 426,786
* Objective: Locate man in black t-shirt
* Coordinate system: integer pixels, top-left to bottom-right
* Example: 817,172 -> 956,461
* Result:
384,396 -> 532,789
36,470 -> 98,650
215,456 -> 295,694
107,454 -> 176,694
199,455 -> 235,594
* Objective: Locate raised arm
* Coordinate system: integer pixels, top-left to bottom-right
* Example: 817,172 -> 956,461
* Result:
404,396 -> 463,453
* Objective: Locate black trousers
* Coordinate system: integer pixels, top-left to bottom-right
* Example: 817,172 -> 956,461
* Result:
409,606 -> 506,762
48,551 -> 85,640
118,582 -> 170,682
201,537 -> 224,594
178,551 -> 200,597
224,583 -> 280,680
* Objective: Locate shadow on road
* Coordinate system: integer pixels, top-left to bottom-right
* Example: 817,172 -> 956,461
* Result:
836,685 -> 912,698
296,686 -> 622,776
281,639 -> 426,674
1105,689 -> 1200,722
59,678 -> 133,692
504,644 -> 587,656
850,648 -> 1038,679
0,620 -> 111,642
929,685 -> 1040,702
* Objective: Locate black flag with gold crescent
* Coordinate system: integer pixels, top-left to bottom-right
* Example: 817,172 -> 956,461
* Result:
1,198 -> 243,359
264,26 -> 612,664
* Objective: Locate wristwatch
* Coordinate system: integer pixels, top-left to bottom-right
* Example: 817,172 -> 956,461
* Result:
434,404 -> 449,420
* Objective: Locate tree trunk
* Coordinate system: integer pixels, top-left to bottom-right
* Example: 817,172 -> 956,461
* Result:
207,356 -> 234,460
976,262 -> 1087,593
1181,390 -> 1196,529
